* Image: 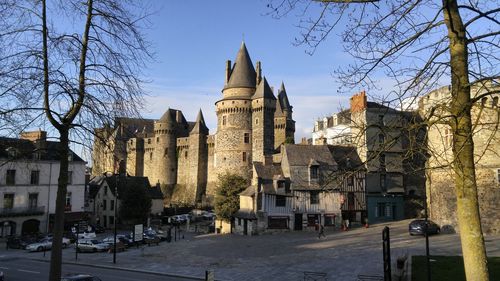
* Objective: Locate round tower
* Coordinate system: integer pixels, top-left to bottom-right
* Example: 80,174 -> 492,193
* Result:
153,108 -> 178,190
214,42 -> 256,178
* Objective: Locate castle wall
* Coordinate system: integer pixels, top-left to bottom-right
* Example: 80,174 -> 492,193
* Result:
422,82 -> 500,234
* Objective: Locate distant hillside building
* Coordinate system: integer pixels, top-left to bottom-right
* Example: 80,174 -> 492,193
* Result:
92,43 -> 295,205
0,130 -> 86,236
420,80 -> 500,234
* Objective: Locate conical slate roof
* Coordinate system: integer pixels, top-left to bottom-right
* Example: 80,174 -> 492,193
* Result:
191,109 -> 209,134
277,82 -> 292,111
253,77 -> 276,100
225,42 -> 256,89
159,108 -> 175,123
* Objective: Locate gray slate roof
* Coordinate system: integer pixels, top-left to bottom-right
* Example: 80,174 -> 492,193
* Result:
0,137 -> 85,162
225,42 -> 256,89
253,77 -> 276,100
283,144 -> 336,167
190,109 -> 209,134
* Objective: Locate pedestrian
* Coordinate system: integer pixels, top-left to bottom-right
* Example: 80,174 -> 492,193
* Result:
345,219 -> 350,231
318,225 -> 326,239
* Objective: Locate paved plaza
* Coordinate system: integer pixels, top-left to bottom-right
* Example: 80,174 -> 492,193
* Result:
1,219 -> 499,281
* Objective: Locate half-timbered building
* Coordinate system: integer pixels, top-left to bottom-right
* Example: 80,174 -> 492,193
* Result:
234,144 -> 366,235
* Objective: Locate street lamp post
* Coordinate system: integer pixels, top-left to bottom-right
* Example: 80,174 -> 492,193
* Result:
104,172 -> 118,264
113,175 -> 118,264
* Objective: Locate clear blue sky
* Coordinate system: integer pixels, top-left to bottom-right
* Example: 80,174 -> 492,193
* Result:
140,0 -> 358,141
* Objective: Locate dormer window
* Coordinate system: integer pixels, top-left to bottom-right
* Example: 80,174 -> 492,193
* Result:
310,166 -> 319,180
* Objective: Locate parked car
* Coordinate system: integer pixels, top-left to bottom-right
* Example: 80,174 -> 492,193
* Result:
202,211 -> 216,220
89,224 -> 105,234
7,236 -> 37,249
26,237 -> 70,252
76,239 -> 110,253
143,234 -> 160,246
144,228 -> 168,241
0,270 -> 4,281
409,219 -> 441,235
61,273 -> 102,281
170,215 -> 186,224
77,231 -> 97,240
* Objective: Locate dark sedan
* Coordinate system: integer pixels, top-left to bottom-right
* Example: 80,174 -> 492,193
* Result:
409,219 -> 440,235
61,273 -> 102,281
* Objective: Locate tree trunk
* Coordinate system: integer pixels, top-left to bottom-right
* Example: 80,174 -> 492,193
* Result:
48,129 -> 70,281
442,1 -> 489,280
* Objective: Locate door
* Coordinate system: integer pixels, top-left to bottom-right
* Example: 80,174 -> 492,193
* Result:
243,219 -> 248,235
294,213 -> 302,231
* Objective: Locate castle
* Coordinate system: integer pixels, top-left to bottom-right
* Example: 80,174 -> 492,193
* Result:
92,43 -> 295,205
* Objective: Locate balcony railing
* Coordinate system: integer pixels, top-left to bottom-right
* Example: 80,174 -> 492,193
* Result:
0,206 -> 45,217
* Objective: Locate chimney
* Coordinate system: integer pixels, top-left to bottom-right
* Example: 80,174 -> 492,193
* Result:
225,60 -> 232,85
20,129 -> 47,142
350,90 -> 368,113
256,61 -> 262,84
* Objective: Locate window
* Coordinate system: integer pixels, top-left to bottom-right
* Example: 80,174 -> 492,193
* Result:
103,199 -> 107,211
238,218 -> 241,226
164,148 -> 169,156
310,166 -> 319,180
497,169 -> 500,184
147,139 -> 151,144
268,217 -> 288,229
6,170 -> 15,185
244,133 -> 250,144
378,134 -> 385,145
156,137 -> 159,143
28,193 -> 38,209
67,171 -> 73,184
65,192 -> 72,211
255,118 -> 259,125
380,174 -> 387,191
307,214 -> 319,226
310,191 -> 320,205
378,115 -> 384,125
222,115 -> 226,126
30,170 -> 40,185
276,195 -> 286,207
103,216 -> 107,228
376,203 -> 386,217
242,152 -> 247,162
150,152 -> 153,160
347,176 -> 354,186
3,194 -> 14,209
324,214 -> 336,226
110,200 -> 115,211
109,216 -> 114,225
445,128 -> 453,146
380,154 -> 386,171
277,180 -> 285,190
184,151 -> 188,158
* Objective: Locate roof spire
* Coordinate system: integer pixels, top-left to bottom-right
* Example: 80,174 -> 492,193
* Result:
191,109 -> 208,134
278,82 -> 292,112
253,77 -> 276,100
224,43 -> 256,90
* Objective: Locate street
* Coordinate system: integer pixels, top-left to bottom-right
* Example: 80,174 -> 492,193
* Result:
1,219 -> 499,281
0,258 -> 197,281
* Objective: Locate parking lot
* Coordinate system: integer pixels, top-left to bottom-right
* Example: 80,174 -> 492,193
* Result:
1,219 -> 500,281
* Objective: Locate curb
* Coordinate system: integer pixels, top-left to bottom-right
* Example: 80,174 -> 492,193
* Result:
29,257 -> 206,280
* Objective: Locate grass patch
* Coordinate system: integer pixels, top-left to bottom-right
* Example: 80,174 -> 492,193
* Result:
412,256 -> 500,281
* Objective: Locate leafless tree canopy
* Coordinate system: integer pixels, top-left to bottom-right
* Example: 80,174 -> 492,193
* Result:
0,0 -> 153,143
267,0 -> 499,100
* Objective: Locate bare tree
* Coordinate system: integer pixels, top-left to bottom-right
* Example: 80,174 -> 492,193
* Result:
0,0 -> 153,280
267,0 -> 499,280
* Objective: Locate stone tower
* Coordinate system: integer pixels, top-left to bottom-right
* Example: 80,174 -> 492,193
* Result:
252,77 -> 276,163
187,109 -> 209,202
215,42 -> 256,178
274,82 -> 295,149
153,108 -> 178,189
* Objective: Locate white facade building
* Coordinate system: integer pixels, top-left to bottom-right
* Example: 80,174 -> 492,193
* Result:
0,130 -> 86,237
